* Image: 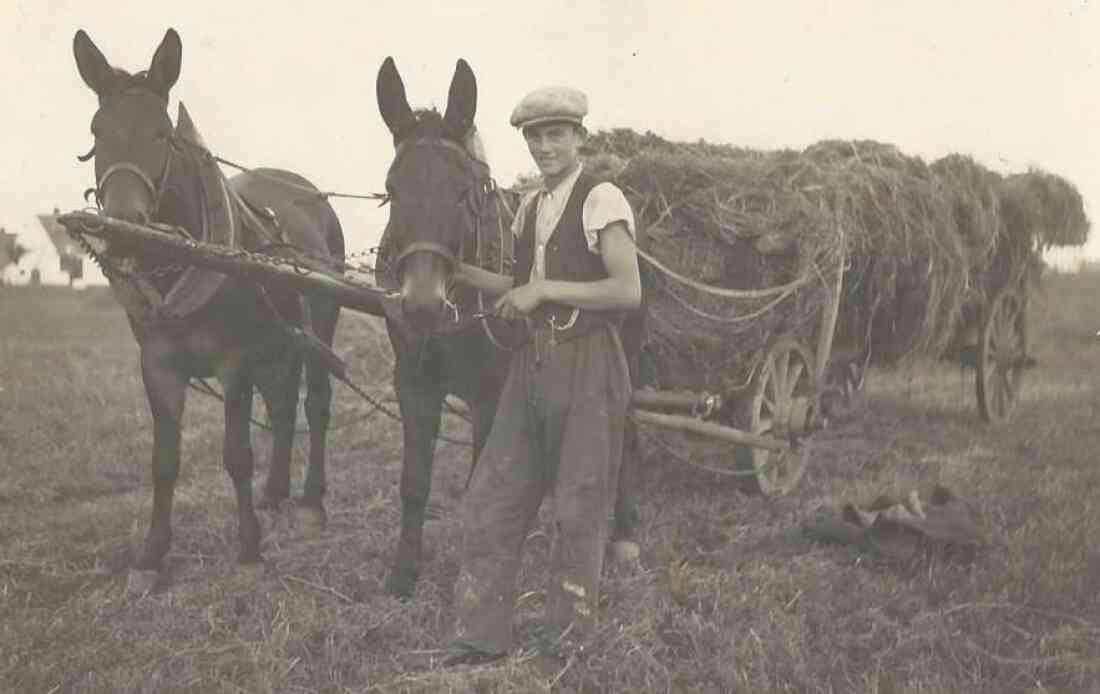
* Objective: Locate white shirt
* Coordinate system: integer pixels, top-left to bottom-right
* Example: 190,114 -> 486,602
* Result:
512,163 -> 636,279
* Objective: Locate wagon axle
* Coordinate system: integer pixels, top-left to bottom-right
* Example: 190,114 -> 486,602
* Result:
773,395 -> 818,440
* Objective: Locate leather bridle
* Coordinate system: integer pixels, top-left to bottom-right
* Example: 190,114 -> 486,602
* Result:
386,137 -> 487,275
84,97 -> 178,218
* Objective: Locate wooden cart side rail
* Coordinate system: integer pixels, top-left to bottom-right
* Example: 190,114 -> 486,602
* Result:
57,211 -> 391,318
814,233 -> 846,382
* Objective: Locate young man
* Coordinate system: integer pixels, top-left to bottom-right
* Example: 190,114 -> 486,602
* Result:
447,85 -> 641,664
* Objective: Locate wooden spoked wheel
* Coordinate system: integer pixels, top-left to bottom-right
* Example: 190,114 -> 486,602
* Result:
976,287 -> 1028,423
734,338 -> 817,495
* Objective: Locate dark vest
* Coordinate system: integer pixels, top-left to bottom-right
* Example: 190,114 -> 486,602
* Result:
514,171 -> 625,341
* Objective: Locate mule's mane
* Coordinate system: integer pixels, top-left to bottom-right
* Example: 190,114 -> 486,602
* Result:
407,108 -> 488,167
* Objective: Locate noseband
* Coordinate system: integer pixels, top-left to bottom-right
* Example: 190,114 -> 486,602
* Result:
94,137 -> 176,217
393,239 -> 459,269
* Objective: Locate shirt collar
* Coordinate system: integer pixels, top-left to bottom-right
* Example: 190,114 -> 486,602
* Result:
540,161 -> 584,199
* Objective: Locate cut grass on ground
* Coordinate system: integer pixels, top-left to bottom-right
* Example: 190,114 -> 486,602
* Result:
2,276 -> 1100,693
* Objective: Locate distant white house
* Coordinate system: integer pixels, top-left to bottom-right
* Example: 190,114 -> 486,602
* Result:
0,210 -> 107,287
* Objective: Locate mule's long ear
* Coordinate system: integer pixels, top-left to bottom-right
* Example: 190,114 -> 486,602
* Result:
147,28 -> 182,99
73,30 -> 113,95
377,57 -> 414,139
443,59 -> 477,138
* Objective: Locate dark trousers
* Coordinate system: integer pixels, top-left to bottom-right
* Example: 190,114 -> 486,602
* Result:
452,325 -> 632,654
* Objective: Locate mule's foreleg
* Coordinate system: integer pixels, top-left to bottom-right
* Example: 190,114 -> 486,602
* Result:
301,301 -> 334,512
466,390 -> 501,489
256,355 -> 303,510
135,354 -> 188,574
221,368 -> 262,564
302,358 -> 332,511
302,300 -> 338,518
386,369 -> 443,599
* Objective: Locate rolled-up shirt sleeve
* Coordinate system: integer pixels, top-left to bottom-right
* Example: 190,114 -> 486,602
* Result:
582,182 -> 635,252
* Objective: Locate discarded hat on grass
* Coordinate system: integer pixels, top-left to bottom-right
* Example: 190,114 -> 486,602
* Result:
510,86 -> 588,129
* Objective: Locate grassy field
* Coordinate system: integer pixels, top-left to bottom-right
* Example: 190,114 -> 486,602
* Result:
2,274 -> 1099,694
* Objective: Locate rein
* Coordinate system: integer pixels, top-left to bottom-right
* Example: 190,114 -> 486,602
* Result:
173,137 -> 390,204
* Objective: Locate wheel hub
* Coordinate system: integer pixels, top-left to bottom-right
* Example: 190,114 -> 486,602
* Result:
774,396 -> 817,440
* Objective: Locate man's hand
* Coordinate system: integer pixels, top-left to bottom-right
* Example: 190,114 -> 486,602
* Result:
493,281 -> 544,320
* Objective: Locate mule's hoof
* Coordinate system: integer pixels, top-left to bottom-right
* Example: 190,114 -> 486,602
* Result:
385,568 -> 418,600
257,495 -> 289,512
236,561 -> 267,582
610,540 -> 641,564
125,569 -> 162,597
295,504 -> 327,537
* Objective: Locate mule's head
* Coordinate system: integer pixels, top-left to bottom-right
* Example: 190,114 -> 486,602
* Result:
377,57 -> 480,334
73,29 -> 181,237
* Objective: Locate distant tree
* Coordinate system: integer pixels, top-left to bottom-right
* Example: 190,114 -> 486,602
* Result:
0,229 -> 29,285
510,170 -> 542,194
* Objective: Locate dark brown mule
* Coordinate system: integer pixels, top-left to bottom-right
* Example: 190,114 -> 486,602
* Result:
73,29 -> 344,593
375,57 -> 642,598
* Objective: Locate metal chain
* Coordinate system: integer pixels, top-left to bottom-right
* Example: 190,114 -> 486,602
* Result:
67,207 -> 193,283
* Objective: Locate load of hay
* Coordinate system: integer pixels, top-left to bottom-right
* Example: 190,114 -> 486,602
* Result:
570,129 -> 1089,391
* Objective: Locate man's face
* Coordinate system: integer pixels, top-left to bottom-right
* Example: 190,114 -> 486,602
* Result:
523,122 -> 583,180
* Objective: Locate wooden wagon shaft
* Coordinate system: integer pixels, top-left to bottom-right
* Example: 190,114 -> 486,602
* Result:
443,394 -> 791,451
630,408 -> 791,451
56,211 -> 390,317
632,388 -> 722,413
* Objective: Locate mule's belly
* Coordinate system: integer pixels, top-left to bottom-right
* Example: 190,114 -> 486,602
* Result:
134,293 -> 289,380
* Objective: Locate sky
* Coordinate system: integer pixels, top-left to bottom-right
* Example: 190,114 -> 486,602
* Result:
1,0 -> 1097,285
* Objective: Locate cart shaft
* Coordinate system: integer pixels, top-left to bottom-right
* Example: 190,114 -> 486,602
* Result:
630,408 -> 791,451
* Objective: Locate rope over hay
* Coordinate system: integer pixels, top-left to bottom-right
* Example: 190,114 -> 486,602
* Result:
568,129 -> 1089,387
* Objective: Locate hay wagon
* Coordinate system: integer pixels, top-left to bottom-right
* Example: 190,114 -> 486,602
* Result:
57,207 -> 847,498
628,239 -> 847,497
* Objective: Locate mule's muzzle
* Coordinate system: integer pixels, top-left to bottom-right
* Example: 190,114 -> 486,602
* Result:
401,300 -> 442,334
99,166 -> 158,226
396,243 -> 455,334
400,283 -> 446,334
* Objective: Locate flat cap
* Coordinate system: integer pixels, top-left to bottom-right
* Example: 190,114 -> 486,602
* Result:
509,86 -> 588,129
